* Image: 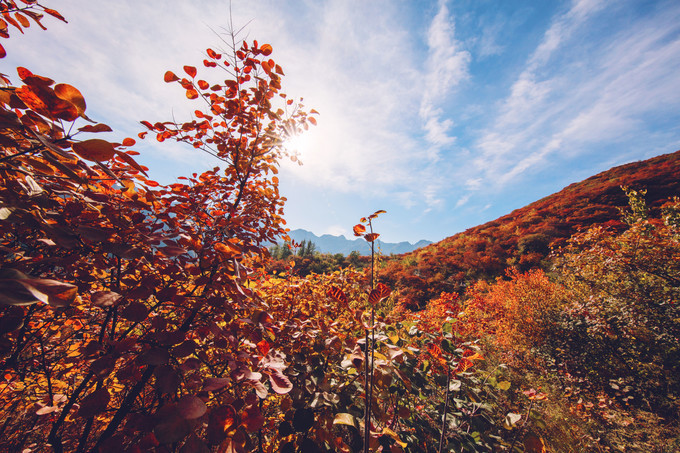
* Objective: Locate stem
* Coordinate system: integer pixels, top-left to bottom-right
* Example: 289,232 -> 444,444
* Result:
89,366 -> 155,453
509,398 -> 534,452
363,231 -> 376,453
47,371 -> 95,453
363,327 -> 371,453
438,364 -> 451,453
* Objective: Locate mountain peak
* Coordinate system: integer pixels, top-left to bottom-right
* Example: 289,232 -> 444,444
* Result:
285,229 -> 431,255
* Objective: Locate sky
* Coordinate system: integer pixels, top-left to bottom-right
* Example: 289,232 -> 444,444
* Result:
3,0 -> 680,243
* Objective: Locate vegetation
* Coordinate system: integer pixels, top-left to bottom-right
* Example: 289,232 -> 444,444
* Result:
380,151 -> 680,308
1,4 -> 679,452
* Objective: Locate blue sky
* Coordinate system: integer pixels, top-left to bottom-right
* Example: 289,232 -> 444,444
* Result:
4,0 -> 680,243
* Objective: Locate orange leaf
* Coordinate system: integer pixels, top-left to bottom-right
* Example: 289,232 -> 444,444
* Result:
164,71 -> 179,83
368,209 -> 386,220
122,137 -> 135,147
72,139 -> 115,161
327,286 -> 348,305
353,224 -> 366,236
54,83 -> 86,114
115,151 -> 147,175
367,283 -> 391,306
215,241 -> 240,255
43,8 -> 67,22
260,44 -> 273,56
183,65 -> 197,78
17,67 -> 36,82
186,89 -> 198,100
15,12 -> 30,28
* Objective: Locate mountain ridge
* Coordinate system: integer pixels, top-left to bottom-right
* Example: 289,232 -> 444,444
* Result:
380,149 -> 680,306
284,228 -> 432,255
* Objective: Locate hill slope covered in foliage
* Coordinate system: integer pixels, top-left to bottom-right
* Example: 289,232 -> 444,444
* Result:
380,150 -> 680,306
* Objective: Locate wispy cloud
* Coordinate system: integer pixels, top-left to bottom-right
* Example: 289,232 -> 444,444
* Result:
4,0 -> 679,242
419,0 -> 470,158
471,0 -> 680,188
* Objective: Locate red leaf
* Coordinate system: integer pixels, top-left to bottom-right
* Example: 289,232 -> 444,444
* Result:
91,290 -> 122,307
122,137 -> 135,147
242,405 -> 265,432
0,271 -> 77,307
76,388 -> 110,418
0,43 -> 5,59
72,139 -> 115,161
139,348 -> 170,366
257,340 -> 270,356
160,246 -> 187,257
121,301 -> 149,322
164,71 -> 179,83
78,123 -> 112,133
364,233 -> 380,242
367,283 -> 391,306
183,65 -> 197,78
208,405 -> 238,445
203,377 -> 230,392
353,224 -> 366,236
327,286 -> 348,305
267,369 -> 293,395
177,395 -> 207,419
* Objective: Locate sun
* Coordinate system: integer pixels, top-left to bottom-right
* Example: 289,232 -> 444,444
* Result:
283,129 -> 313,163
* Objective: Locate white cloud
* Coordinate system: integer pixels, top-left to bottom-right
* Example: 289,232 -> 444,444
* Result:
471,0 -> 680,189
323,225 -> 347,237
455,194 -> 470,208
419,0 -> 470,156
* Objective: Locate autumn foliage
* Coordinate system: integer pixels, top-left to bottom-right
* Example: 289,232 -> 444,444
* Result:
2,4 -> 680,453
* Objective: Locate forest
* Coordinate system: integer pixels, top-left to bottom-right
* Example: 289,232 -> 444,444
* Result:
1,2 -> 679,452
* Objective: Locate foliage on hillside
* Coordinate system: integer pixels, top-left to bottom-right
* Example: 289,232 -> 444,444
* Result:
457,193 -> 680,451
380,151 -> 680,307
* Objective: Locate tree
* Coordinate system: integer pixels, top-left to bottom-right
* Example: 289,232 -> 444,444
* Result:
0,10 -> 316,451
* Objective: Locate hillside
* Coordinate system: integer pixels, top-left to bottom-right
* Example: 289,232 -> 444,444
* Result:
380,150 -> 680,306
285,228 -> 432,255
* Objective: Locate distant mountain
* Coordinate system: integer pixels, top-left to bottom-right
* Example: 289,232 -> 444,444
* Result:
380,150 -> 680,307
284,229 -> 431,256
